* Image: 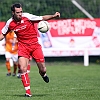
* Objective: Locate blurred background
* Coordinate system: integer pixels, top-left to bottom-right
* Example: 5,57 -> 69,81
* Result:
0,0 -> 100,65
0,0 -> 100,21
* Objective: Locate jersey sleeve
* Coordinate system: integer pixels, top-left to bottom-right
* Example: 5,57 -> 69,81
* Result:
1,18 -> 12,35
23,13 -> 43,21
1,23 -> 9,35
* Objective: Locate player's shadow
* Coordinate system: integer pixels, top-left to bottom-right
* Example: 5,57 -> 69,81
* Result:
12,93 -> 49,97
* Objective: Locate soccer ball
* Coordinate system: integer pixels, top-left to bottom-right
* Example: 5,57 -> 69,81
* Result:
38,21 -> 50,33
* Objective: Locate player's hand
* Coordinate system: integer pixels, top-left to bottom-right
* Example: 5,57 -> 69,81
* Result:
2,43 -> 5,46
53,12 -> 60,18
9,39 -> 13,43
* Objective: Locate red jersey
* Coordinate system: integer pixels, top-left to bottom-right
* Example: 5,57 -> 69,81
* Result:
2,13 -> 43,45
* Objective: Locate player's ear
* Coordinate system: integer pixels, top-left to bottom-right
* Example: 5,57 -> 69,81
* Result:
12,11 -> 14,15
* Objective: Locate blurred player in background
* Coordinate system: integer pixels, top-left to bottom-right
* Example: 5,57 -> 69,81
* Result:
4,31 -> 18,76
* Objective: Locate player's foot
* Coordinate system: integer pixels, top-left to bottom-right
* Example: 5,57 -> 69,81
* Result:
6,73 -> 11,76
17,73 -> 21,78
12,73 -> 16,76
42,75 -> 49,83
25,93 -> 32,97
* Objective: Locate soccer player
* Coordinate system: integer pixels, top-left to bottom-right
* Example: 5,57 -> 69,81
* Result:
4,31 -> 18,76
0,3 -> 60,97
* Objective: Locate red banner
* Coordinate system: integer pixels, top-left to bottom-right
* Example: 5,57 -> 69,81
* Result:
0,22 -> 5,33
47,18 -> 100,37
0,18 -> 100,56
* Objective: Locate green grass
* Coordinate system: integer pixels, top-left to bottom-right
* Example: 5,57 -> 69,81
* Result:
0,62 -> 100,100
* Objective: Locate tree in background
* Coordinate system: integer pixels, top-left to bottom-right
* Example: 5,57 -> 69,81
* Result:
0,0 -> 100,21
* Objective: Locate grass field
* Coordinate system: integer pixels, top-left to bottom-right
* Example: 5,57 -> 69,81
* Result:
0,61 -> 100,100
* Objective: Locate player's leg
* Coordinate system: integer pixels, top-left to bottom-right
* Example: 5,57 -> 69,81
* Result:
17,64 -> 21,78
12,53 -> 18,76
17,63 -> 30,78
36,62 -> 49,83
27,56 -> 32,74
32,43 -> 49,83
18,56 -> 32,97
17,56 -> 32,78
12,62 -> 17,76
5,52 -> 11,76
18,43 -> 32,97
17,57 -> 31,78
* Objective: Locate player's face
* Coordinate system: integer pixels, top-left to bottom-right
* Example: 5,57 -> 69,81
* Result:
13,7 -> 23,21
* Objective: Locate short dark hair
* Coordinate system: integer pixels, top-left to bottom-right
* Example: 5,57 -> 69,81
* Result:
11,3 -> 22,12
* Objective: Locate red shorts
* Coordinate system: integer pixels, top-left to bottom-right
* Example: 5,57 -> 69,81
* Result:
18,42 -> 45,62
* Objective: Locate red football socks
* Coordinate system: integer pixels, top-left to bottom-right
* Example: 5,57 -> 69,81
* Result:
21,72 -> 31,95
27,64 -> 30,73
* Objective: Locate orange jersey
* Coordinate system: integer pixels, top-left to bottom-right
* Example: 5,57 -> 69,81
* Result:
5,31 -> 18,54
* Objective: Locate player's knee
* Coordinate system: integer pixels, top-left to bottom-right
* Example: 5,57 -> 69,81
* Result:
6,58 -> 10,62
41,67 -> 46,73
20,65 -> 27,73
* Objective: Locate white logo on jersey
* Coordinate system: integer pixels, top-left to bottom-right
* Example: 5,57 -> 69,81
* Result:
21,20 -> 24,23
14,25 -> 27,32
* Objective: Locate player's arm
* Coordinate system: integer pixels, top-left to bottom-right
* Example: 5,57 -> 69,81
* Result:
23,12 -> 60,21
2,38 -> 6,47
14,33 -> 18,43
0,21 -> 10,41
42,12 -> 60,20
13,37 -> 18,44
0,33 -> 5,41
